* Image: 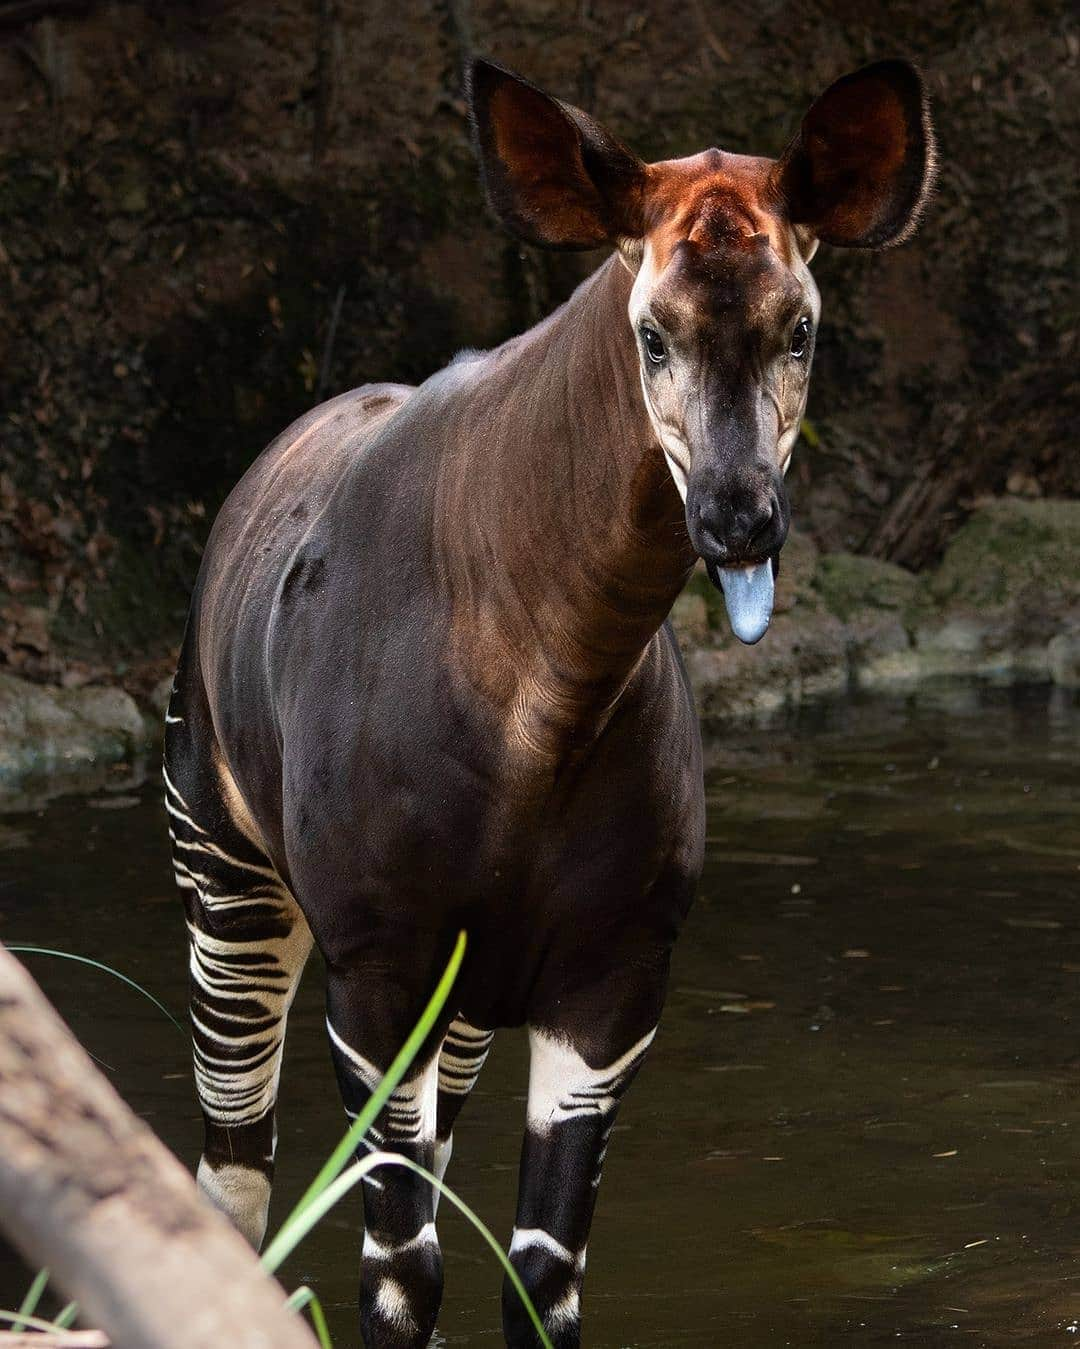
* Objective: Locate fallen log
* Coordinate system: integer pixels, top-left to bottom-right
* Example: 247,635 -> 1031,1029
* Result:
0,944 -> 318,1349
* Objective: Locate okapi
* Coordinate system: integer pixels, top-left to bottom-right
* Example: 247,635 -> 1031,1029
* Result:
165,57 -> 934,1347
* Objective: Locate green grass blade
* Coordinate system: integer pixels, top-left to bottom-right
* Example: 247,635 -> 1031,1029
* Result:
376,1155 -> 553,1349
4,945 -> 186,1035
284,1286 -> 333,1349
264,1155 -> 387,1271
0,1308 -> 71,1334
266,1150 -> 553,1349
54,1300 -> 79,1329
262,930 -> 466,1272
11,1268 -> 49,1332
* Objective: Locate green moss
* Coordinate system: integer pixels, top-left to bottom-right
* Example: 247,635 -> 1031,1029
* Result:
929,499 -> 1080,610
682,566 -> 729,630
814,553 -> 918,622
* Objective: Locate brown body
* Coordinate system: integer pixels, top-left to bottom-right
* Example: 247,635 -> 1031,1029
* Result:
185,252 -> 704,1020
167,57 -> 934,1348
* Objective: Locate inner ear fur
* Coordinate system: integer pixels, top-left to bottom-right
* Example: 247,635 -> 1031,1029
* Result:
772,60 -> 936,250
467,58 -> 647,250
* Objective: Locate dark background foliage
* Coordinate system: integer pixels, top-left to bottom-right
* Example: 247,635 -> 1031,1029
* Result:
0,0 -> 1076,690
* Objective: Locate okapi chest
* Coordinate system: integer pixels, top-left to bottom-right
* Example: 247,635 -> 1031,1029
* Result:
167,55 -> 934,1349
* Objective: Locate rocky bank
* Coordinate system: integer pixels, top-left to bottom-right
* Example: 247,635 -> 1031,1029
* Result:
1,497 -> 1077,795
673,497 -> 1080,722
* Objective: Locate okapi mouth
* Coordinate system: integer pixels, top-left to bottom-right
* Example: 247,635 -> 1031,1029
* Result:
705,555 -> 779,646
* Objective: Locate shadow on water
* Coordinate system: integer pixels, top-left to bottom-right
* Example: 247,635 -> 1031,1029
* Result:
1,680 -> 1078,1345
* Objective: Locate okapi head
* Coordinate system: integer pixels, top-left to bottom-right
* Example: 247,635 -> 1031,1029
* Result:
468,58 -> 935,643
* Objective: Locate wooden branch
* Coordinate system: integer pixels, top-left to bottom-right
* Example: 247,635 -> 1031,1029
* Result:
0,945 -> 318,1349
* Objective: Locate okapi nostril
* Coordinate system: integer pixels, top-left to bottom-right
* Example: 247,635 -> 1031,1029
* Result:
748,505 -> 775,547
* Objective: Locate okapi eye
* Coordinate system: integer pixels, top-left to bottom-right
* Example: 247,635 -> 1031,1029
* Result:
642,326 -> 667,365
790,317 -> 812,359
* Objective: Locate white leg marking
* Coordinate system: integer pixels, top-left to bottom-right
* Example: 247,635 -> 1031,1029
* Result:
547,1284 -> 582,1327
510,1227 -> 586,1274
526,1027 -> 657,1134
325,1017 -> 383,1089
374,1277 -> 417,1334
363,1221 -> 437,1263
545,1286 -> 581,1331
432,1132 -> 453,1216
438,1016 -> 493,1096
162,763 -> 199,816
197,1159 -> 271,1250
327,1022 -> 439,1145
189,917 -> 311,1126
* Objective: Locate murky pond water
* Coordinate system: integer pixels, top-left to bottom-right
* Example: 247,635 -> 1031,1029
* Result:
2,681 -> 1079,1346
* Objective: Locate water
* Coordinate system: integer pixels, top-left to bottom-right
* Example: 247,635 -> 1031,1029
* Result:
2,682 -> 1078,1346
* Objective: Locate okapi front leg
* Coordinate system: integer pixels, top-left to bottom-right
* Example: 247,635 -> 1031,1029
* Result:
504,1024 -> 657,1348
325,968 -> 445,1349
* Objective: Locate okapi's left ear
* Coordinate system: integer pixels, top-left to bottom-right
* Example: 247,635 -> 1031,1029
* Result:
467,58 -> 647,250
772,60 -> 936,250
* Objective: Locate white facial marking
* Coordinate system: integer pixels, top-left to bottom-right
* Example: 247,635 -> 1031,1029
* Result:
628,225 -> 823,508
526,1026 -> 657,1134
628,243 -> 690,502
648,400 -> 691,503
778,420 -> 800,476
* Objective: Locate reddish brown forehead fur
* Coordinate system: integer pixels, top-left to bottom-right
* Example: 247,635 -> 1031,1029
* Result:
640,150 -> 794,269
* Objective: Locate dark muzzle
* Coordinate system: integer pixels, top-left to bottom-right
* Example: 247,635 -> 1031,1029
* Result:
687,466 -> 790,645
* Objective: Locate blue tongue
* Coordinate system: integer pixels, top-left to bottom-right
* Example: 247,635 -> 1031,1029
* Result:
717,561 -> 774,645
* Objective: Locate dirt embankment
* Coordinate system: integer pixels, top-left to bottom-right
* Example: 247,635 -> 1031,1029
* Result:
0,0 -> 1076,693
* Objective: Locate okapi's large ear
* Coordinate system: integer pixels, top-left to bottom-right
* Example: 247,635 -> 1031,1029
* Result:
771,60 -> 935,250
467,58 -> 647,250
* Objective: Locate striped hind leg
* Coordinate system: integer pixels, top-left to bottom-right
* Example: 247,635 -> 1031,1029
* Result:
433,1016 -> 494,1205
166,755 -> 312,1249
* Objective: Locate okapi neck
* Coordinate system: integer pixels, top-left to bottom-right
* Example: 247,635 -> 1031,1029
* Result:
436,253 -> 696,765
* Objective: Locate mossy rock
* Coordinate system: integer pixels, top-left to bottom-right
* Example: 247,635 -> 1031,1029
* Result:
813,553 -> 918,622
0,672 -> 150,786
680,565 -> 727,634
929,498 -> 1080,610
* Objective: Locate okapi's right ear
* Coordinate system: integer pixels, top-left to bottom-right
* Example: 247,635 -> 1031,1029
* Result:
467,58 -> 647,251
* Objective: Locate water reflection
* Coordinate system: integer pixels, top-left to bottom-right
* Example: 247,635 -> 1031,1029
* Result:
1,681 -> 1077,1344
